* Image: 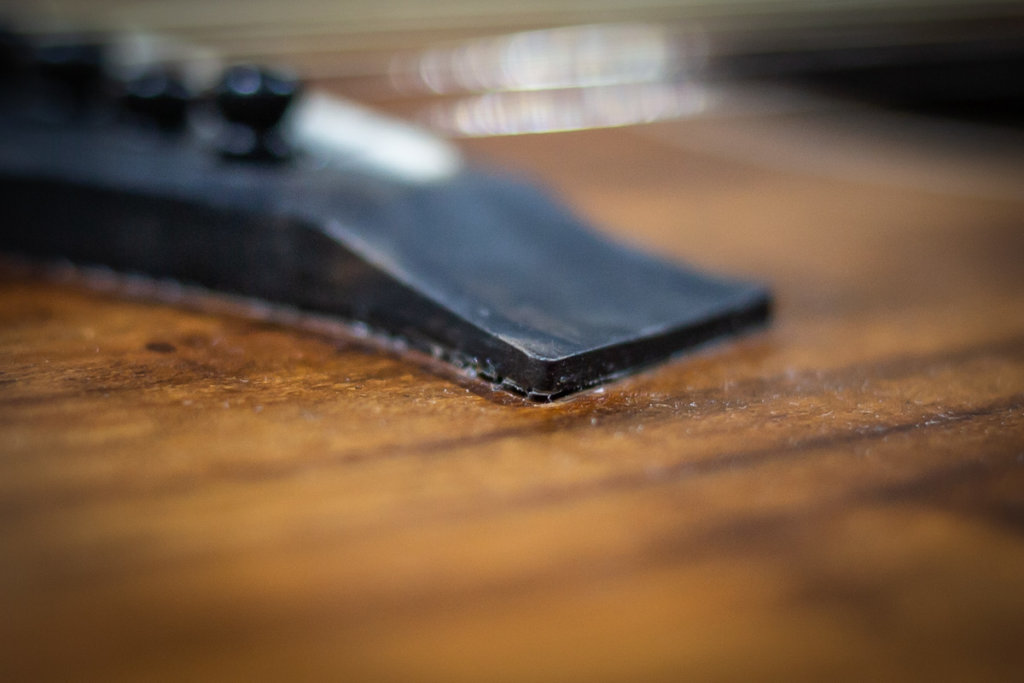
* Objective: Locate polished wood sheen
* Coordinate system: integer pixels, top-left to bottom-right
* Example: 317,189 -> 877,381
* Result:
3,11 -> 1024,681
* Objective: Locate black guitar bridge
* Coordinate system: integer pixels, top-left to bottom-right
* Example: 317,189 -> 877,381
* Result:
0,34 -> 769,400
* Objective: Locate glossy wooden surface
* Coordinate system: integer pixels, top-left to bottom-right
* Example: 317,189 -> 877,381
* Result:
3,18 -> 1024,681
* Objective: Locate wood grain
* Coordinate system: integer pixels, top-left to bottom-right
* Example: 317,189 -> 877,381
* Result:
3,9 -> 1024,681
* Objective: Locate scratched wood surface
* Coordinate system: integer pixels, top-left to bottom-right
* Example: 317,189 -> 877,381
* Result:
4,6 -> 1024,682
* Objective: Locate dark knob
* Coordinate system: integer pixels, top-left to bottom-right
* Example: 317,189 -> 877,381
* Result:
0,27 -> 30,104
214,65 -> 300,161
35,40 -> 107,114
0,26 -> 30,81
120,67 -> 190,131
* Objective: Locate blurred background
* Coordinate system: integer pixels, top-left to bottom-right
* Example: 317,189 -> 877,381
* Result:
8,0 -> 1024,131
